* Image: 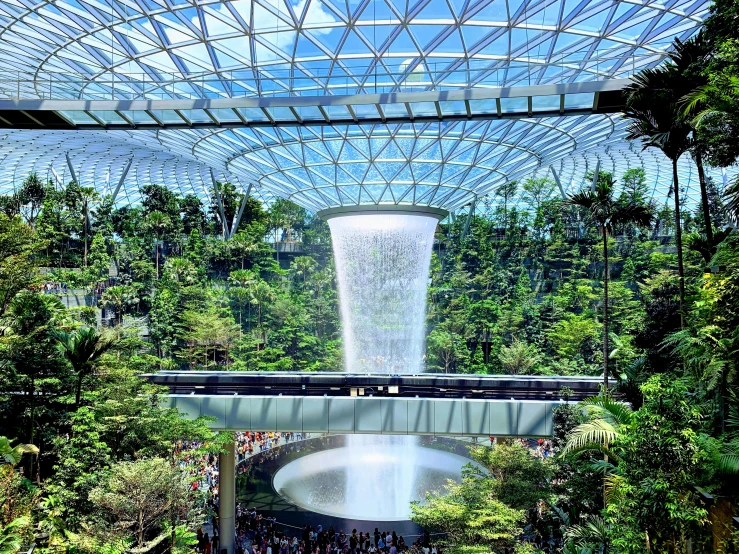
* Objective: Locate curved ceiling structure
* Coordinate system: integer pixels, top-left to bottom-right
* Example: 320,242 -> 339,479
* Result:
0,0 -> 731,212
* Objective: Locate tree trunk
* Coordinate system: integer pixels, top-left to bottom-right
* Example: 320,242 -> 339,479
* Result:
602,227 -> 609,389
695,150 -> 714,246
75,371 -> 83,407
83,201 -> 88,268
672,160 -> 686,328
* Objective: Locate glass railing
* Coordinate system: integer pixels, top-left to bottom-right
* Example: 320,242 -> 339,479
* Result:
0,52 -> 665,102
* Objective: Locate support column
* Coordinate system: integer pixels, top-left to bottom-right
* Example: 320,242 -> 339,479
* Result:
218,441 -> 235,554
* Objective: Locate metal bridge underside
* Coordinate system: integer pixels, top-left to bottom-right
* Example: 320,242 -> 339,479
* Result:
0,80 -> 626,130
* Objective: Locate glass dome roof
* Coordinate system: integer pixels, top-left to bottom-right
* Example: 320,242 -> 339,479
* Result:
0,0 -> 731,211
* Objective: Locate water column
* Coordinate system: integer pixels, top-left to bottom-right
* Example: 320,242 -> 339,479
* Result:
325,208 -> 444,373
322,206 -> 446,520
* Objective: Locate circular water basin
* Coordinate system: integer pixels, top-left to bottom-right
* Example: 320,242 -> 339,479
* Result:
272,437 -> 473,521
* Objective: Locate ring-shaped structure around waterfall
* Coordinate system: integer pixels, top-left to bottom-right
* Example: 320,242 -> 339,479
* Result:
272,440 -> 476,521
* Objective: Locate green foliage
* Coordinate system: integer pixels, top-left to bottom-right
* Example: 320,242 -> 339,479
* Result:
606,377 -> 709,553
88,458 -> 202,550
0,215 -> 45,316
411,443 -> 554,553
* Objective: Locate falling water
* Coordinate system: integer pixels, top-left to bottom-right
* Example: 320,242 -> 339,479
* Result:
328,213 -> 438,520
328,213 -> 437,374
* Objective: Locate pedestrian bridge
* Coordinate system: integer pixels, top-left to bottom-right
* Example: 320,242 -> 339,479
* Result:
146,372 -> 600,438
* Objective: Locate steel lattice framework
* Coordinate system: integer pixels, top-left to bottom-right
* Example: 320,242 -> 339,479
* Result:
0,0 -> 732,211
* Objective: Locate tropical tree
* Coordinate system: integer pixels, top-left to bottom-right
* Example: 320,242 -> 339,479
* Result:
494,180 -> 518,237
248,280 -> 275,330
53,327 -> 116,406
0,214 -> 44,316
16,172 -> 46,228
145,211 -> 171,278
498,338 -> 541,374
67,185 -> 99,268
229,231 -> 260,270
162,257 -> 198,286
88,458 -> 200,551
667,33 -> 715,247
98,285 -> 138,337
290,256 -> 318,291
561,395 -> 634,460
624,65 -> 693,326
567,177 -> 653,386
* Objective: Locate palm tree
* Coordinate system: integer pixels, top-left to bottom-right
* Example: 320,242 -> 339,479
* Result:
624,66 -> 693,327
248,280 -> 276,345
664,33 -> 717,251
0,436 -> 38,466
291,256 -> 317,291
145,211 -> 171,278
66,185 -> 99,268
561,394 -> 634,460
494,180 -> 518,238
567,177 -> 654,387
99,285 -> 138,337
53,327 -> 115,407
229,231 -> 259,270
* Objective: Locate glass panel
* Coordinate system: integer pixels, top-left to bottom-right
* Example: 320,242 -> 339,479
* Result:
58,111 -> 98,124
468,99 -> 498,114
439,101 -> 467,115
84,110 -> 128,124
563,92 -> 595,110
531,94 -> 561,112
116,110 -> 156,124
294,105 -> 325,121
202,108 -> 238,124
352,104 -> 381,120
147,110 -> 187,124
235,107 -> 270,122
324,105 -> 351,120
408,102 -> 438,117
499,97 -> 528,113
381,103 -> 408,118
177,109 -> 214,124
263,107 -> 297,122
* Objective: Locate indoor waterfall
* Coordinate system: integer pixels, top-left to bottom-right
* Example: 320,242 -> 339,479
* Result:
330,212 -> 437,520
273,210 -> 470,522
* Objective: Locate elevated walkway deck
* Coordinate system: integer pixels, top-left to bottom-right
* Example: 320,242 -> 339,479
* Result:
144,372 -> 601,438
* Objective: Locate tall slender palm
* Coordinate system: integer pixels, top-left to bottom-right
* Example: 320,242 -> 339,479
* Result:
68,185 -> 99,268
624,66 -> 693,327
99,285 -> 138,337
229,231 -> 259,270
494,180 -> 518,238
144,211 -> 171,278
667,33 -> 714,248
568,177 -> 654,387
53,327 -> 115,407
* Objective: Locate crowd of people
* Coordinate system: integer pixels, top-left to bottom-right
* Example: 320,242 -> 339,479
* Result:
40,281 -> 68,294
231,510 -> 438,554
